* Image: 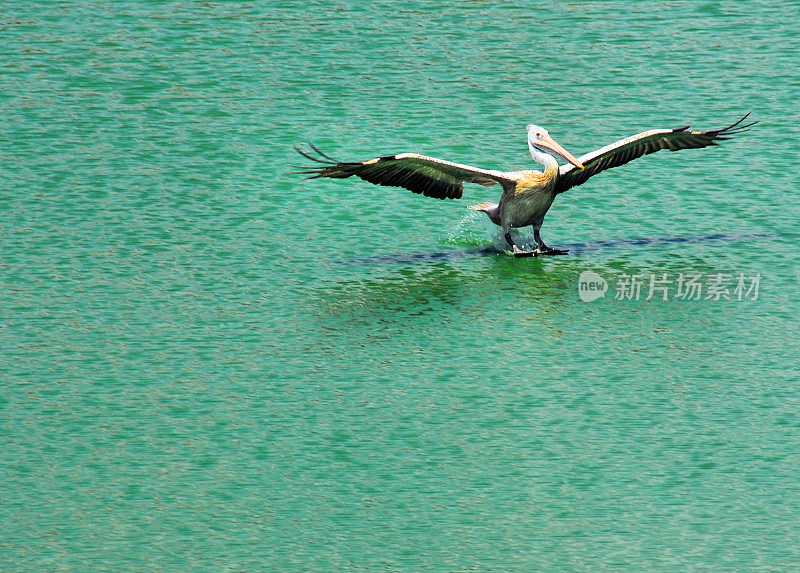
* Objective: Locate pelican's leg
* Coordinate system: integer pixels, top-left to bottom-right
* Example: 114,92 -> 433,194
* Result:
505,229 -> 537,257
534,228 -> 569,256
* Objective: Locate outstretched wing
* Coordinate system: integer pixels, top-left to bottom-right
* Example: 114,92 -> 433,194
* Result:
295,145 -> 518,200
555,114 -> 756,194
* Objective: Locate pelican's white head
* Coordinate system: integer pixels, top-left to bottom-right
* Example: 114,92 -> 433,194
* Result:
526,124 -> 547,140
526,124 -> 584,170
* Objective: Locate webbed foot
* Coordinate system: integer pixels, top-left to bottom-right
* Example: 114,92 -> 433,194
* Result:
535,246 -> 570,256
512,245 -> 539,258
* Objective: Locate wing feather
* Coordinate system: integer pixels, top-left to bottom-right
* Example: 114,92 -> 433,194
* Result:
295,148 -> 518,200
555,114 -> 756,194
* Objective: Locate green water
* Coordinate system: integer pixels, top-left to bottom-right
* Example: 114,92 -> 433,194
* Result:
2,1 -> 800,569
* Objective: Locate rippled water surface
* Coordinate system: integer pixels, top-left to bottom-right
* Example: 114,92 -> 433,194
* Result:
2,1 -> 800,569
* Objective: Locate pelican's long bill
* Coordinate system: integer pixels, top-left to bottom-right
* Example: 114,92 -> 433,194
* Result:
535,134 -> 585,170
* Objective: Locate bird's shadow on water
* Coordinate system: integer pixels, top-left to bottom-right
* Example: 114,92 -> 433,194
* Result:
309,232 -> 774,327
317,250 -> 576,326
337,232 -> 774,266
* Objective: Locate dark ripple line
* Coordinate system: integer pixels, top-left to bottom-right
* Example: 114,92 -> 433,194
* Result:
337,233 -> 776,266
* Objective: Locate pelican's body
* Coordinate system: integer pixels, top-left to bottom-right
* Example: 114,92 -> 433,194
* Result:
297,115 -> 754,256
502,170 -> 557,226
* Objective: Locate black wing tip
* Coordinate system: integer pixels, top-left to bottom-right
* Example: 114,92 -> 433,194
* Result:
307,143 -> 337,162
293,143 -> 339,165
293,144 -> 370,179
676,113 -> 757,137
289,167 -> 327,179
292,144 -> 343,178
716,112 -> 758,136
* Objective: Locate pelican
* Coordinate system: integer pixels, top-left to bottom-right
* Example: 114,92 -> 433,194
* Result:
296,114 -> 754,256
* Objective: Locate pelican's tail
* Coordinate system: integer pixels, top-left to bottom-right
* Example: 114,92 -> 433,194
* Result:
468,201 -> 501,225
469,201 -> 498,213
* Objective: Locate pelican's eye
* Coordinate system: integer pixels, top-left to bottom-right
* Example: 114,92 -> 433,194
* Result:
535,132 -> 541,138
